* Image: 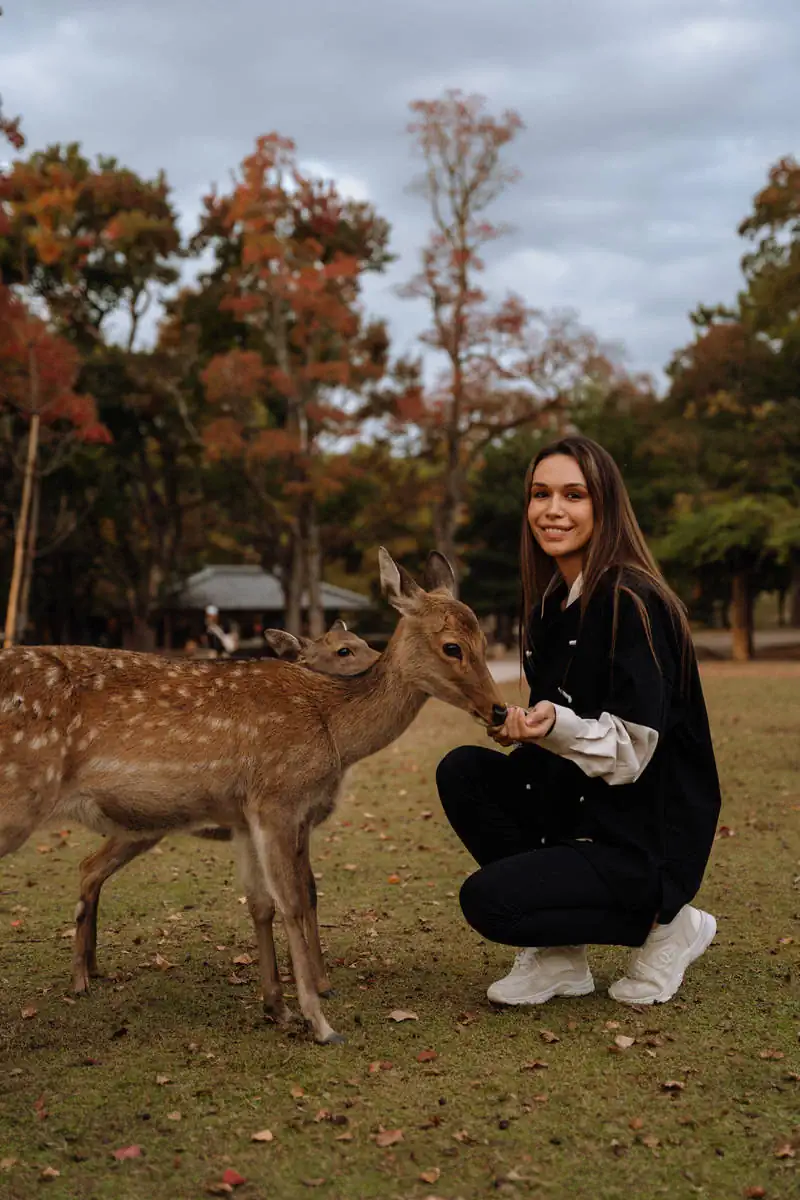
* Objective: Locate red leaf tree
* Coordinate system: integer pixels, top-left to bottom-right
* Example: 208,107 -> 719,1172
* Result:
193,134 -> 391,634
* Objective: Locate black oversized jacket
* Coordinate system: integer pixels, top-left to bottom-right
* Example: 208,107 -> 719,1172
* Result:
522,570 -> 722,920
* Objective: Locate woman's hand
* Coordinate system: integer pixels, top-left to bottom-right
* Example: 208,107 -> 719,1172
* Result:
488,701 -> 557,746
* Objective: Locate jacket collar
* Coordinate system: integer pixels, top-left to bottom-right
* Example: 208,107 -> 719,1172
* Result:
541,571 -> 583,614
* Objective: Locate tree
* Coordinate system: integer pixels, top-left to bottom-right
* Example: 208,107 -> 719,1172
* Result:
0,287 -> 110,645
193,134 -> 391,634
403,91 -> 615,582
0,142 -> 180,353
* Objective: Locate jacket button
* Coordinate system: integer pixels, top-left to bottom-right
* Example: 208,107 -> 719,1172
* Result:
579,796 -> 585,803
540,837 -> 546,845
525,783 -> 531,791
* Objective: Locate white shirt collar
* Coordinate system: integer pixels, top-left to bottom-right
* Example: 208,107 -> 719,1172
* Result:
541,571 -> 584,613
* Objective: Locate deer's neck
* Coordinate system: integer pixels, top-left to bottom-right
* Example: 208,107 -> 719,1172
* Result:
323,628 -> 427,768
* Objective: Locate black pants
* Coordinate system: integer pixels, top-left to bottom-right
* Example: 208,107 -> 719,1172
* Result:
437,745 -> 658,949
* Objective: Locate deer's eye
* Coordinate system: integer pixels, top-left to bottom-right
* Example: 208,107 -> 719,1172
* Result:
336,646 -> 353,657
443,642 -> 462,660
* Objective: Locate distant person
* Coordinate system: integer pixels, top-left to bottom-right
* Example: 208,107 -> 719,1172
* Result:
203,605 -> 238,657
437,435 -> 721,1009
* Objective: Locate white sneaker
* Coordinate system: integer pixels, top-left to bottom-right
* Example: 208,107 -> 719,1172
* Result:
608,906 -> 717,1006
487,946 -> 595,1006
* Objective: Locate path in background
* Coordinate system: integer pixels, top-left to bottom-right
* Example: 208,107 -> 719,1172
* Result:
489,627 -> 800,683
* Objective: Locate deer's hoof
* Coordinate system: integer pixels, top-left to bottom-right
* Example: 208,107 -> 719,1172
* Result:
318,1030 -> 346,1046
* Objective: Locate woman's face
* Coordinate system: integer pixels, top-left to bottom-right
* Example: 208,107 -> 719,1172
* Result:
527,453 -> 594,568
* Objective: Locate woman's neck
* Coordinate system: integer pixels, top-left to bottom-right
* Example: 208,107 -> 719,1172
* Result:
556,553 -> 584,590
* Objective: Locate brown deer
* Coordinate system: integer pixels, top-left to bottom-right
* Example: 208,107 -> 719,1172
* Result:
0,549 -> 505,1043
70,620 -> 380,995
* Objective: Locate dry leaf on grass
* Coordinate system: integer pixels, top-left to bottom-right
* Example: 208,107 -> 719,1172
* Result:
290,1085 -> 305,1098
112,1145 -> 142,1160
251,1129 -> 274,1142
743,1188 -> 767,1198
20,1005 -> 37,1020
232,953 -> 253,966
774,1143 -> 796,1159
453,1129 -> 475,1143
540,1029 -> 560,1043
660,1080 -> 685,1091
758,1049 -> 785,1060
1,1158 -> 18,1171
155,1074 -> 171,1086
302,1179 -> 326,1188
166,1111 -> 182,1121
221,1169 -> 247,1186
629,1116 -> 644,1130
389,1009 -> 418,1022
153,953 -> 172,970
521,1059 -> 549,1071
374,1128 -> 404,1148
417,1049 -> 438,1062
368,1060 -> 393,1073
387,874 -> 401,884
419,1167 -> 441,1183
39,1167 -> 60,1180
641,1134 -> 660,1149
614,1035 -> 636,1050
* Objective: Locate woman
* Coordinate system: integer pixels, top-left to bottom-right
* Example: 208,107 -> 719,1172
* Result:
437,436 -> 721,1007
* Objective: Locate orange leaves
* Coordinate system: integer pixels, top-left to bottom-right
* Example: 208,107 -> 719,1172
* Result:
202,351 -> 268,406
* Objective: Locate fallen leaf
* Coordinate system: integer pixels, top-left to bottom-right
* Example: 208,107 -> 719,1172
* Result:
368,1060 -> 393,1073
153,953 -> 172,970
521,1059 -> 549,1071
227,974 -> 249,986
387,874 -> 401,884
786,1072 -> 800,1083
205,1185 -> 233,1197
777,936 -> 794,945
251,1129 -> 274,1143
660,1080 -> 685,1091
166,1111 -> 182,1121
540,1029 -> 560,1044
315,1109 -> 332,1122
641,1134 -> 660,1148
605,1020 -> 621,1030
374,1128 -> 404,1148
774,1143 -> 796,1160
342,863 -> 358,871
33,1095 -> 48,1120
156,1074 -> 171,1086
222,1169 -> 247,1186
389,1009 -> 418,1022
758,1049 -> 785,1060
290,1085 -> 305,1098
302,1179 -> 326,1188
419,1167 -> 441,1183
456,1011 -> 479,1026
453,1129 -> 475,1143
629,1116 -> 644,1130
417,1049 -> 438,1062
21,1005 -> 37,1020
615,1035 -> 636,1050
716,825 -> 736,838
1,1157 -> 17,1171
40,1167 -> 60,1180
232,953 -> 253,966
743,1188 -> 767,1198
335,1131 -> 353,1142
532,1094 -> 548,1103
112,1145 -> 142,1160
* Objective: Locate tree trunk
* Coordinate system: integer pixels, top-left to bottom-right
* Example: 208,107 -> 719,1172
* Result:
284,525 -> 304,637
306,497 -> 325,638
790,563 -> 800,629
125,615 -> 157,652
730,571 -> 754,662
435,447 -> 461,596
4,411 -> 41,648
15,470 -> 42,643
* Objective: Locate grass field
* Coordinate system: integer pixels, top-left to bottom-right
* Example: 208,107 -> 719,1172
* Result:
1,666 -> 798,1200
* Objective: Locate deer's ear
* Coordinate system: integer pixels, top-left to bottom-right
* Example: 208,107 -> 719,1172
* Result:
263,630 -> 302,660
379,547 -> 424,615
424,550 -> 456,595
329,618 -> 347,632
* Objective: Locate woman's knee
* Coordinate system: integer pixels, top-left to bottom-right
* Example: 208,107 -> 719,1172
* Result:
459,868 -> 509,943
436,744 -> 502,809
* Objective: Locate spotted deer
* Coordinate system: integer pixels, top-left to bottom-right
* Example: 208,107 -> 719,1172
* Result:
0,550 -> 505,1043
70,620 -> 380,995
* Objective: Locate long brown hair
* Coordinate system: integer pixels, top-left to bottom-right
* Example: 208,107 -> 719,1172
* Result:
519,435 -> 691,670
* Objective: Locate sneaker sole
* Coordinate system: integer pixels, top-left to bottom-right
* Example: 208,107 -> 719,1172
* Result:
487,977 -> 595,1006
609,911 -> 717,1006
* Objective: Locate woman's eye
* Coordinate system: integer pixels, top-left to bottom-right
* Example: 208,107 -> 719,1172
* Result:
336,647 -> 353,657
443,643 -> 463,660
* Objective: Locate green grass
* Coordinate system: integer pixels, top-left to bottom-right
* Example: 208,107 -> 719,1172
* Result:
1,670 -> 799,1200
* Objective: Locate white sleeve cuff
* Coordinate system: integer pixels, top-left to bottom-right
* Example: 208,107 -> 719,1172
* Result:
541,703 -> 659,786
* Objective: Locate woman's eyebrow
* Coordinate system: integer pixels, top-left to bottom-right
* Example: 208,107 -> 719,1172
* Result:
531,480 -> 587,489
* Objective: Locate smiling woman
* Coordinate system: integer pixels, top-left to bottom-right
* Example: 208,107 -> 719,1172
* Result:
437,435 -> 722,1013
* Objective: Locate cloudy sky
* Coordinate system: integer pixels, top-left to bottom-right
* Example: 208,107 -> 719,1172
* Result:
2,0 -> 799,383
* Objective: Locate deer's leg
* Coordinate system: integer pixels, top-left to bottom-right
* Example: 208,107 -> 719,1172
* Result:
234,830 -> 295,1025
300,837 -> 333,997
249,820 -> 343,1045
73,836 -> 162,993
